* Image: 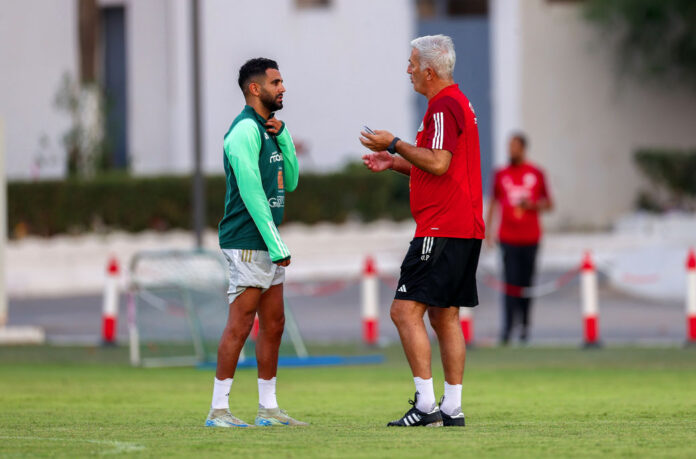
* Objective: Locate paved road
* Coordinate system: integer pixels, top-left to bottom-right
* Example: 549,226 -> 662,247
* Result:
7,270 -> 685,346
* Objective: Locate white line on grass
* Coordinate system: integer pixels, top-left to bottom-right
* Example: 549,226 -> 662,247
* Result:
0,436 -> 145,455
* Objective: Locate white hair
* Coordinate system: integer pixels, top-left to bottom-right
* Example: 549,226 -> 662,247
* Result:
410,34 -> 456,79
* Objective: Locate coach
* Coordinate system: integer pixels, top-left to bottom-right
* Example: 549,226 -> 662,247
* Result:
361,35 -> 484,428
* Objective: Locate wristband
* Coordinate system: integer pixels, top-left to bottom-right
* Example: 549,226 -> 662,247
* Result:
387,137 -> 400,155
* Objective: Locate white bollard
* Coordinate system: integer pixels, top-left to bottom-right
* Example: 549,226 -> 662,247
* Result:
102,257 -> 120,345
459,307 -> 474,344
361,256 -> 378,345
581,251 -> 600,347
686,248 -> 696,346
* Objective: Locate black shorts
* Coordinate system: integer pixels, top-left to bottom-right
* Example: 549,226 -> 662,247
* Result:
394,237 -> 482,308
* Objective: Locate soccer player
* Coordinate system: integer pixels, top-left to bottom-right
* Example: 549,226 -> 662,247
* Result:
205,58 -> 307,428
360,35 -> 484,427
486,133 -> 553,345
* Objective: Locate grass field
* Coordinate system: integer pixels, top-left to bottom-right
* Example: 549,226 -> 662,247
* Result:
1,345 -> 695,458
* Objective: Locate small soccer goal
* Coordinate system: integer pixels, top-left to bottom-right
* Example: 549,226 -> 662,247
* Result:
127,249 -> 308,368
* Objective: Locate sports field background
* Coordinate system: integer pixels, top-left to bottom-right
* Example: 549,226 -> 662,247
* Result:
1,344 -> 694,458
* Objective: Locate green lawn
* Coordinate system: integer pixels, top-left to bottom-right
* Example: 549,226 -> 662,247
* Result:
1,345 -> 695,458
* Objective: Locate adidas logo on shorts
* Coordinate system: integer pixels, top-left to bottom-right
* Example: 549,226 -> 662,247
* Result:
398,285 -> 407,293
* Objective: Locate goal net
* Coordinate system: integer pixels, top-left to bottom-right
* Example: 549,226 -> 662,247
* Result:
127,249 -> 307,368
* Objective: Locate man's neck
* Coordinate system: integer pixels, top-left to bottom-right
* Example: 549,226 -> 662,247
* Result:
246,99 -> 271,120
424,79 -> 454,101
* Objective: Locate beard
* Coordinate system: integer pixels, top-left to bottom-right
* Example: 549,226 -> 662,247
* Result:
260,90 -> 283,112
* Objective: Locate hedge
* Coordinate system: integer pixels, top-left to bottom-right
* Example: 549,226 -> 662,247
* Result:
7,165 -> 412,237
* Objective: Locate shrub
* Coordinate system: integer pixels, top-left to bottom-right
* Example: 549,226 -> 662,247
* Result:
7,165 -> 411,237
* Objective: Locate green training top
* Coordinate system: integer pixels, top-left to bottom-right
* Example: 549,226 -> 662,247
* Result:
218,105 -> 299,262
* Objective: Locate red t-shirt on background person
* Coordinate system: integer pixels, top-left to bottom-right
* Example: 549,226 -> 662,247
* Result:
492,163 -> 551,245
410,84 -> 485,240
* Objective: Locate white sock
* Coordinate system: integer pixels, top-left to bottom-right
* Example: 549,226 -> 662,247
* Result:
441,381 -> 463,416
211,377 -> 233,410
413,377 -> 436,412
258,377 -> 278,409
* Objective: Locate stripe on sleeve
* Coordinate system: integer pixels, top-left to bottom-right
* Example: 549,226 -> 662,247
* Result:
437,113 -> 444,149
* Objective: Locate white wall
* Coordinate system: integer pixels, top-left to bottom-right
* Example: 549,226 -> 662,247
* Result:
200,0 -> 415,173
519,0 -> 696,230
0,0 -> 77,179
490,0 -> 521,169
122,0 -> 194,175
1,0 -> 414,179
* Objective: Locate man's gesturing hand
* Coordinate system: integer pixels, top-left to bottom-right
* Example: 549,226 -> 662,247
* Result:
360,129 -> 395,152
265,117 -> 283,135
362,150 -> 394,172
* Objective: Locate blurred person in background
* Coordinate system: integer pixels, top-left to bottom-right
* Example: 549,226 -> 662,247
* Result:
361,34 -> 484,428
486,133 -> 553,345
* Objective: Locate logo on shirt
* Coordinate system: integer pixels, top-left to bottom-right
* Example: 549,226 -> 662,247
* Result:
523,173 -> 537,188
277,169 -> 284,190
269,152 -> 283,163
269,196 -> 285,208
264,132 -> 270,140
469,101 -> 478,125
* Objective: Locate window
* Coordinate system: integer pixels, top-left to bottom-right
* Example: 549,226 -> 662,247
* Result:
416,0 -> 488,19
295,0 -> 330,9
447,0 -> 488,16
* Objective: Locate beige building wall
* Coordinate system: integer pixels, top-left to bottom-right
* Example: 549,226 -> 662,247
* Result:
518,0 -> 696,230
0,0 -> 78,179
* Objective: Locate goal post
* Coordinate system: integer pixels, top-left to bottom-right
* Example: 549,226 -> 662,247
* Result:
127,249 -> 308,368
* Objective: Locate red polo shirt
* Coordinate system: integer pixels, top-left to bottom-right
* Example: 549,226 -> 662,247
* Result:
493,162 -> 551,245
410,84 -> 485,240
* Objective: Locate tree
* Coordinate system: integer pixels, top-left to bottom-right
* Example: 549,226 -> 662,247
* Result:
584,0 -> 696,87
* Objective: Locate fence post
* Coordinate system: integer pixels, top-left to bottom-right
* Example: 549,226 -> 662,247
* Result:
459,307 -> 474,345
361,256 -> 379,346
102,257 -> 120,346
581,251 -> 601,348
686,248 -> 696,347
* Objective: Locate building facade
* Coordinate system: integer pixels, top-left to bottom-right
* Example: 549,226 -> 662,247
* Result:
2,0 -> 696,229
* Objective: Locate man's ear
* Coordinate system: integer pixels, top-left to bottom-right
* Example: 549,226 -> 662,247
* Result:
426,68 -> 434,81
248,81 -> 261,96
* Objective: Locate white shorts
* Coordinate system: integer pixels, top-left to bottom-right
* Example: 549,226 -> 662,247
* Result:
221,248 -> 285,303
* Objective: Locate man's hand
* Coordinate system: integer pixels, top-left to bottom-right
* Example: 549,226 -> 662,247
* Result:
518,198 -> 535,211
274,257 -> 291,267
362,150 -> 394,172
265,117 -> 283,135
360,129 -> 395,152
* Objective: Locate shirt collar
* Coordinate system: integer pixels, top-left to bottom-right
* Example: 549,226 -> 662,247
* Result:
244,104 -> 270,123
428,84 -> 459,106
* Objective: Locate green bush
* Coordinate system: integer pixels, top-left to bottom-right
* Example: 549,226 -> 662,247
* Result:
7,166 -> 411,237
634,149 -> 696,211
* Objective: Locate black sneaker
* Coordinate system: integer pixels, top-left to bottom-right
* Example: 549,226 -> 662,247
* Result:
439,396 -> 466,427
387,392 -> 443,427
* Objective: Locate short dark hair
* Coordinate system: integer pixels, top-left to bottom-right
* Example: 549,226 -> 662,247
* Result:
510,132 -> 528,149
238,58 -> 279,95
